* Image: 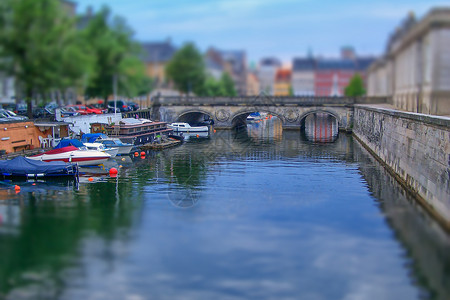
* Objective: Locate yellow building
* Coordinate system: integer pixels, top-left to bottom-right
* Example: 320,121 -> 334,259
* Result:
273,69 -> 292,96
141,40 -> 176,87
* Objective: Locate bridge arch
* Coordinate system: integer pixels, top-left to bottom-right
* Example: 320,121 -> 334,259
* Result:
298,108 -> 341,129
230,109 -> 285,128
176,109 -> 214,124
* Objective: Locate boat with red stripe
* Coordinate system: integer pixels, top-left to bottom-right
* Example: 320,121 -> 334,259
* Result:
28,140 -> 111,166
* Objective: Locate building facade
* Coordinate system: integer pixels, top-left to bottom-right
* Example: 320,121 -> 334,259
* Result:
141,40 -> 177,88
274,69 -> 292,96
246,72 -> 260,96
258,57 -> 282,95
204,48 -> 248,96
367,8 -> 450,115
315,60 -> 357,96
292,58 -> 315,96
293,48 -> 374,97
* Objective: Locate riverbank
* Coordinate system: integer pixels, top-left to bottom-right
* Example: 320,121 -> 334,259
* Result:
353,104 -> 450,230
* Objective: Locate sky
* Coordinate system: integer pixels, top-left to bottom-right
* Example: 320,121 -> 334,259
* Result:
74,0 -> 448,66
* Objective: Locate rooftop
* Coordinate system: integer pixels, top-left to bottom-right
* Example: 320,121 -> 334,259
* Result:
292,58 -> 316,71
141,41 -> 177,63
275,69 -> 292,81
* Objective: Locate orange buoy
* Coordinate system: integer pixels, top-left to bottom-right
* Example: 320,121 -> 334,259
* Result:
32,183 -> 36,186
14,185 -> 20,191
213,129 -> 216,133
196,134 -> 199,138
140,151 -> 145,156
134,152 -> 139,157
88,177 -> 94,182
109,168 -> 118,176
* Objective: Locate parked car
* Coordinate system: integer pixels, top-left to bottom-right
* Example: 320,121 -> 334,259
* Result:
2,103 -> 16,111
107,106 -> 121,113
65,104 -> 102,115
0,109 -> 29,121
87,104 -> 107,114
58,107 -> 80,117
13,103 -> 28,116
108,100 -> 131,112
127,102 -> 140,111
32,107 -> 53,119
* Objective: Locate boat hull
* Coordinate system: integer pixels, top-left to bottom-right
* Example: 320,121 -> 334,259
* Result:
104,148 -> 119,157
114,144 -> 134,155
168,125 -> 209,132
29,150 -> 110,166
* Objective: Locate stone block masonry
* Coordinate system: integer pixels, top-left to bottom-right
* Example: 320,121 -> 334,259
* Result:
353,105 -> 450,227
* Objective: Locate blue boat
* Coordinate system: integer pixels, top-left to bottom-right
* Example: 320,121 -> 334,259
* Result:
0,156 -> 78,178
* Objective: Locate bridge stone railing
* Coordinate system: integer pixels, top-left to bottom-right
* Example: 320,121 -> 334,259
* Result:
151,96 -> 389,106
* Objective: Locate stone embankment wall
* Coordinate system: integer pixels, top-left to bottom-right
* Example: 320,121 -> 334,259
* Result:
353,105 -> 450,226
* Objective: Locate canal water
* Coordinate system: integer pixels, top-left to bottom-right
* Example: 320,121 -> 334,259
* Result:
0,116 -> 449,300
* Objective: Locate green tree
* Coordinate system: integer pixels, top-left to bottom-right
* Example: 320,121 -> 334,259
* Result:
344,73 -> 366,97
166,42 -> 206,95
220,72 -> 237,96
288,85 -> 294,96
83,7 -> 150,105
201,76 -> 225,96
118,55 -> 152,98
0,0 -> 91,116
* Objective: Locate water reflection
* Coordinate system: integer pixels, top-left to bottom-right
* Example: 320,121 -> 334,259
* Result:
304,113 -> 339,143
0,123 -> 448,300
246,116 -> 283,142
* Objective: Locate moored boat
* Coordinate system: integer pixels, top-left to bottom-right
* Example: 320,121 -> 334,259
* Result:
247,112 -> 262,121
84,142 -> 119,158
28,139 -> 111,166
0,156 -> 78,178
103,118 -> 173,146
168,122 -> 209,133
81,133 -> 134,155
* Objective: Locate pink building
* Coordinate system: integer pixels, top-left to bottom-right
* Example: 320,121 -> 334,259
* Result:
292,48 -> 374,97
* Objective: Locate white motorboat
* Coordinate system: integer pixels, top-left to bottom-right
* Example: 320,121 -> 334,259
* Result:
168,122 -> 209,133
81,133 -> 135,155
28,146 -> 111,166
84,142 -> 119,158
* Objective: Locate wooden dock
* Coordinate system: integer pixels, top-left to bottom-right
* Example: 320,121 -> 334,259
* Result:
139,139 -> 182,150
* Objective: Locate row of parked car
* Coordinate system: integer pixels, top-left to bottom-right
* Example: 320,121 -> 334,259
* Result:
2,100 -> 140,120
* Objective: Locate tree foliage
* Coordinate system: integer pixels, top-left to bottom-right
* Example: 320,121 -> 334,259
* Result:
288,85 -> 294,96
199,73 -> 238,97
344,73 -> 366,97
220,72 -> 237,97
202,76 -> 225,96
165,43 -> 206,95
0,0 -> 91,116
82,7 -> 151,104
0,1 -> 151,115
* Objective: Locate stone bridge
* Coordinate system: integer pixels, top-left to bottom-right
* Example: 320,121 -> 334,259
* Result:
146,95 -> 388,130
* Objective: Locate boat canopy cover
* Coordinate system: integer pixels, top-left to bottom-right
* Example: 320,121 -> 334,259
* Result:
81,133 -> 108,143
54,139 -> 85,149
0,156 -> 75,176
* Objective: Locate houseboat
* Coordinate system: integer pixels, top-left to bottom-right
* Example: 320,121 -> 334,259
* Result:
103,118 -> 173,146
